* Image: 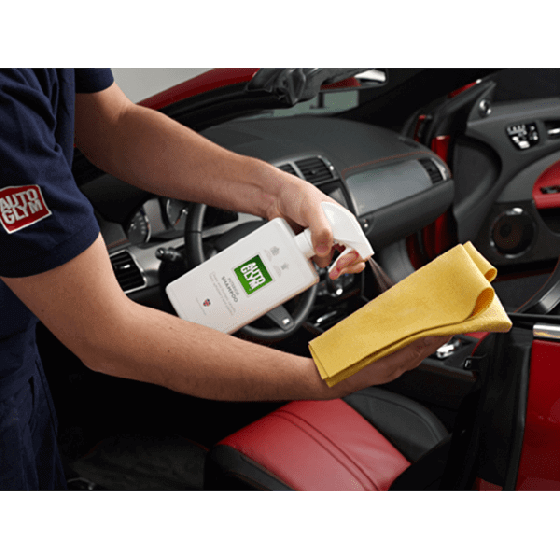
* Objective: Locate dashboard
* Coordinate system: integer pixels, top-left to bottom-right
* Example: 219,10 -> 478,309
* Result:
80,114 -> 454,332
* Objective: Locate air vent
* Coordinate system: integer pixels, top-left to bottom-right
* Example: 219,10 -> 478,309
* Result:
294,157 -> 335,186
110,251 -> 146,293
278,163 -> 298,176
419,158 -> 444,184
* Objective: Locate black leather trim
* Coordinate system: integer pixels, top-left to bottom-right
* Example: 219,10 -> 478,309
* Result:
343,387 -> 448,462
204,445 -> 292,491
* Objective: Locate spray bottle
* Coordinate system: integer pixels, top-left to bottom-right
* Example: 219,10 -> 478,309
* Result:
166,201 -> 374,334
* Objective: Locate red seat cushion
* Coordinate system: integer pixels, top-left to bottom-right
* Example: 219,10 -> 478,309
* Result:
217,399 -> 410,491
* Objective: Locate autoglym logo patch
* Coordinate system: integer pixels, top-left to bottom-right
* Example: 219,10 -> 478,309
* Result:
0,185 -> 52,234
234,255 -> 273,295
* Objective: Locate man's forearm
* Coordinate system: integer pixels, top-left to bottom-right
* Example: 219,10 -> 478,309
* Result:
3,235 -> 448,403
3,235 -> 330,402
89,293 -> 448,403
94,299 -> 332,402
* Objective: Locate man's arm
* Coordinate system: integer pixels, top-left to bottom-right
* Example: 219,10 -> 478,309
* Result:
73,82 -> 362,277
1,235 -> 447,401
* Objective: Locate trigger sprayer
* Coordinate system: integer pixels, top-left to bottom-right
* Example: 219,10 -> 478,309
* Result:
166,201 -> 374,334
294,202 -> 373,268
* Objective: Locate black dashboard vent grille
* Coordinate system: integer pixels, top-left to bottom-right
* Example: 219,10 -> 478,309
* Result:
278,163 -> 298,176
110,251 -> 146,293
419,158 -> 444,184
294,157 -> 335,185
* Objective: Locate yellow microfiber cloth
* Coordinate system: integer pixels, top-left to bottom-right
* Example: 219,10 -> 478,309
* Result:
309,242 -> 513,387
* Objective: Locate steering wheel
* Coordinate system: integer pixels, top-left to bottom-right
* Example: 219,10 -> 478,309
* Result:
184,203 -> 318,342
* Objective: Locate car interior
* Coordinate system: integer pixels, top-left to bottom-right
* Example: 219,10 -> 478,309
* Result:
36,68 -> 560,490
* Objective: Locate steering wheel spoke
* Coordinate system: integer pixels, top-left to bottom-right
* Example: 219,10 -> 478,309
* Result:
264,305 -> 295,332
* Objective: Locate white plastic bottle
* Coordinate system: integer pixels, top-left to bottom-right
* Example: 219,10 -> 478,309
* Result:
166,202 -> 374,334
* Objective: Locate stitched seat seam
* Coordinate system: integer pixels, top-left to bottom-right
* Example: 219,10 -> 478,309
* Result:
273,409 -> 390,490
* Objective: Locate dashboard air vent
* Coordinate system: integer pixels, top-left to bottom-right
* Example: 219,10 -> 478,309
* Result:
419,158 -> 444,184
110,251 -> 146,293
294,157 -> 335,186
278,163 -> 298,176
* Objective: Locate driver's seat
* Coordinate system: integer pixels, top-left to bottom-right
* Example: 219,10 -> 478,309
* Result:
204,387 -> 448,491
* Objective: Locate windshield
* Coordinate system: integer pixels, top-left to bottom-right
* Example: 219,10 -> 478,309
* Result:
236,89 -> 359,120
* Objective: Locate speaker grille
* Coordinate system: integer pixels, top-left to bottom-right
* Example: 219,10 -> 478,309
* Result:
490,209 -> 535,256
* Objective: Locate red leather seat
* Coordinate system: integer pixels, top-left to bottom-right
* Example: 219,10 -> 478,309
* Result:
204,387 -> 448,491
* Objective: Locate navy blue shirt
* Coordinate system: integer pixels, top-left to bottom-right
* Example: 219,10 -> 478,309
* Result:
0,69 -> 113,391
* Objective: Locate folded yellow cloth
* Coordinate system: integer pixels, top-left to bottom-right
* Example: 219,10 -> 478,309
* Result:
309,242 -> 512,387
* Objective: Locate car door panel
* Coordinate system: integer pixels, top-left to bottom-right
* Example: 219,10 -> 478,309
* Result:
517,336 -> 560,490
532,159 -> 560,210
453,98 -> 560,267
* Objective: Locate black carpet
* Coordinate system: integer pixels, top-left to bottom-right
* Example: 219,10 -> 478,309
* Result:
67,433 -> 207,491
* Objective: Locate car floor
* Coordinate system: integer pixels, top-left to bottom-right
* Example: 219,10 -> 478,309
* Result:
65,432 -> 208,491
55,384 -> 280,491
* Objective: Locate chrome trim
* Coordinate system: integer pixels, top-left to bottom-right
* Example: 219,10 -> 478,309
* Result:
435,337 -> 462,359
533,323 -> 560,341
488,207 -> 535,260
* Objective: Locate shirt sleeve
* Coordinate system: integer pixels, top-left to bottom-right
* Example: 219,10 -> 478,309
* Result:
0,69 -> 100,278
75,69 -> 114,94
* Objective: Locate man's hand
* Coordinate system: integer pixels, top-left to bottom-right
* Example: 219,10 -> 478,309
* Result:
328,336 -> 452,398
263,166 -> 366,276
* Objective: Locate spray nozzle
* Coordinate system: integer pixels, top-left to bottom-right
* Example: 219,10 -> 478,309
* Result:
294,202 -> 374,269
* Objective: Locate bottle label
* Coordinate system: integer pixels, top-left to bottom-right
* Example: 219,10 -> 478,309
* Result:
234,254 -> 273,295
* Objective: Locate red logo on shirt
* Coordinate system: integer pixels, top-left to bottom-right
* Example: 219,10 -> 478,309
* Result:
0,185 -> 52,234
